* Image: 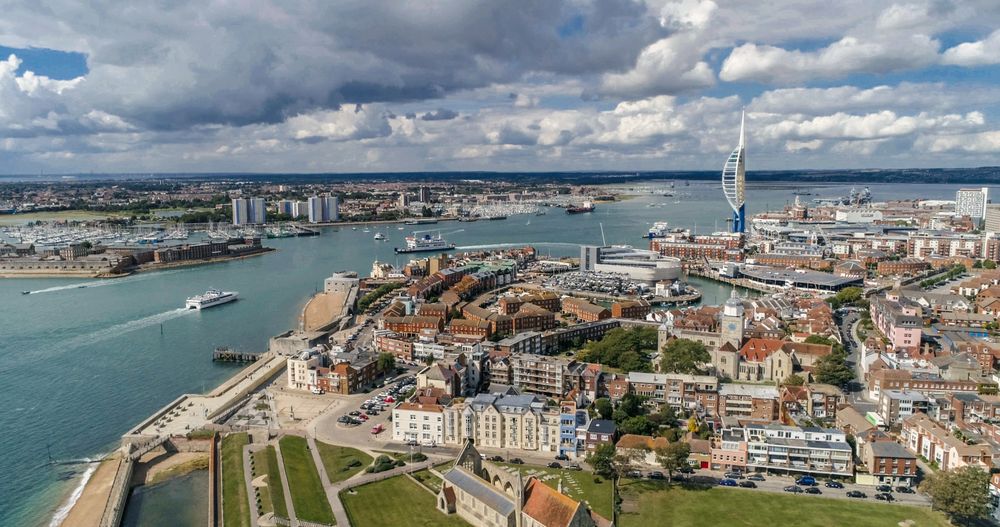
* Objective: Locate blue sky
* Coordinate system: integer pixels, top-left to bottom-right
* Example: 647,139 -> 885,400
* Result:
0,0 -> 999,174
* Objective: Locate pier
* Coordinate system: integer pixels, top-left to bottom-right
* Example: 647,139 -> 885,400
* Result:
212,347 -> 260,363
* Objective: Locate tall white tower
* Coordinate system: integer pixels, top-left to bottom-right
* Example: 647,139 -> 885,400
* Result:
722,111 -> 747,233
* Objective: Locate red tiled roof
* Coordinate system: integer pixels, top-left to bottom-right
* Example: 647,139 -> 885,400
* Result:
739,338 -> 786,362
522,478 -> 582,527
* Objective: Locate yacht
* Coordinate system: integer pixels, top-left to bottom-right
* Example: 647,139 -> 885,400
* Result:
185,289 -> 239,310
374,232 -> 386,240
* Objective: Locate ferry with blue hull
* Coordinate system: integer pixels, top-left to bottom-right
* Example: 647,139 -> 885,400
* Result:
394,233 -> 456,254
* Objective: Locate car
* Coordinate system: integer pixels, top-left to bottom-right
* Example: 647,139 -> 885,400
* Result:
678,465 -> 694,474
626,470 -> 643,479
718,479 -> 738,487
805,487 -> 822,495
895,486 -> 915,494
510,458 -> 524,465
783,485 -> 803,493
566,464 -> 583,471
738,480 -> 757,488
548,462 -> 562,469
747,474 -> 766,482
825,480 -> 844,489
337,416 -> 349,423
310,388 -> 323,395
876,485 -> 893,493
648,471 -> 665,480
385,396 -> 396,403
348,410 -> 361,416
490,455 -> 504,462
724,471 -> 744,480
875,493 -> 894,502
554,454 -> 569,461
368,410 -> 379,416
358,414 -> 369,421
795,476 -> 817,486
846,490 -> 866,499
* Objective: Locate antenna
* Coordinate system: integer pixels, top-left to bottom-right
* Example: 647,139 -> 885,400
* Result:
599,223 -> 607,246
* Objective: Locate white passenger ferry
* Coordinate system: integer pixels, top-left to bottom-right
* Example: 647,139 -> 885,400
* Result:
185,289 -> 239,310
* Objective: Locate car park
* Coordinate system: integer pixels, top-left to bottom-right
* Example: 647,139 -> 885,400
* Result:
783,485 -> 803,493
795,476 -> 817,486
804,487 -> 821,495
824,481 -> 844,489
718,479 -> 737,487
895,486 -> 915,494
846,490 -> 866,498
875,493 -> 894,502
738,481 -> 756,488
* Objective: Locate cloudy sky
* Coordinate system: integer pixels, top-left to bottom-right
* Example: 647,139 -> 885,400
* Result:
1,0 -> 1000,174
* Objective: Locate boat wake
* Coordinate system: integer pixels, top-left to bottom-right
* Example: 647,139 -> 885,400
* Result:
26,270 -> 183,295
61,308 -> 195,349
456,242 -> 581,250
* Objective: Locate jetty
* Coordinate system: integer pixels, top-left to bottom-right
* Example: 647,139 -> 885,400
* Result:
212,347 -> 260,363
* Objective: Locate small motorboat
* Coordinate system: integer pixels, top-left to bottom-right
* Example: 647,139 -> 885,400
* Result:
21,291 -> 30,295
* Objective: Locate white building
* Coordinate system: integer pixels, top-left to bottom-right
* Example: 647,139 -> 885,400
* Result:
292,200 -> 310,219
579,245 -> 681,283
277,199 -> 295,216
439,393 -> 561,453
392,401 -> 445,446
308,195 -> 340,223
232,197 -> 266,225
956,187 -> 989,222
835,209 -> 883,224
287,349 -> 322,391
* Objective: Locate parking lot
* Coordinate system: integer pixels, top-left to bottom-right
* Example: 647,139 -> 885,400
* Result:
624,467 -> 929,506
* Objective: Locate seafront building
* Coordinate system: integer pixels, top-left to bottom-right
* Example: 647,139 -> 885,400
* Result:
231,197 -> 265,225
308,195 -> 340,223
579,245 -> 682,283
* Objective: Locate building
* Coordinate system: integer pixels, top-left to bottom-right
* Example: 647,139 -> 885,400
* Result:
583,419 -> 617,453
986,204 -> 1000,234
392,402 -> 445,446
419,186 -> 431,203
878,390 -> 929,424
232,197 -> 265,225
723,423 -> 854,477
956,187 -> 989,222
308,195 -> 339,223
718,384 -> 779,421
511,354 -> 577,397
722,110 -> 747,233
561,297 -> 610,323
627,372 -> 719,415
870,293 -> 922,353
435,442 -> 607,527
579,245 -> 682,283
612,300 -> 651,319
901,413 -> 994,472
441,393 -> 561,453
862,441 -> 918,487
615,434 -> 670,467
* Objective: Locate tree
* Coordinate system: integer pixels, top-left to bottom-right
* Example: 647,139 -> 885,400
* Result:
612,394 -> 646,424
619,415 -> 656,436
985,260 -> 998,270
920,466 -> 991,525
659,339 -> 711,375
813,353 -> 854,386
377,352 -> 396,373
655,442 -> 692,482
782,373 -> 805,386
647,404 -> 679,428
686,416 -> 699,434
587,443 -> 618,477
579,327 -> 658,372
594,398 -> 613,420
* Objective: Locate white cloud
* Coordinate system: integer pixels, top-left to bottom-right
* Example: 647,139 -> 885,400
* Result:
942,29 -> 1000,66
286,106 -> 392,142
918,131 -> 1000,153
761,110 -> 983,141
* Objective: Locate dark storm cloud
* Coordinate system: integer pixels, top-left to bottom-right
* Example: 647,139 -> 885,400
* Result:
420,108 -> 458,121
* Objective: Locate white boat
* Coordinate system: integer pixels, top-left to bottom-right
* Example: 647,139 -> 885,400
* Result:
374,232 -> 386,240
394,233 -> 456,254
185,289 -> 239,310
646,221 -> 670,239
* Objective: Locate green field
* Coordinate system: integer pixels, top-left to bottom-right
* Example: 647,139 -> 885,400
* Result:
496,463 -> 613,519
252,446 -> 289,519
618,482 -> 951,527
340,475 -> 470,527
221,433 -> 250,527
278,436 -> 335,525
316,442 -> 374,484
410,468 -> 443,492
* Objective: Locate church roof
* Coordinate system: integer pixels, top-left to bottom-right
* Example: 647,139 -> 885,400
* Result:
522,477 -> 583,527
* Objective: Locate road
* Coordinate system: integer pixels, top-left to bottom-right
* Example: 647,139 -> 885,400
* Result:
838,308 -> 876,413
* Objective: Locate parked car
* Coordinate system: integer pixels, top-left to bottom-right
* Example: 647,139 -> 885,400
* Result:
738,481 -> 757,488
678,466 -> 694,474
825,481 -> 844,489
718,479 -> 738,487
648,471 -> 665,480
337,416 -> 349,423
895,486 -> 915,494
490,455 -> 504,462
876,485 -> 893,493
724,471 -> 744,480
627,470 -> 643,479
554,454 -> 569,461
510,458 -> 524,465
805,487 -> 822,495
747,474 -> 766,482
846,490 -> 867,499
783,485 -> 804,493
795,476 -> 817,486
348,410 -> 361,416
548,462 -> 562,469
566,464 -> 582,471
875,493 -> 894,502
405,439 -> 418,446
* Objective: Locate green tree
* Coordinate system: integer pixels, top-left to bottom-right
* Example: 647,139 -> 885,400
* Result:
377,352 -> 396,373
782,373 -> 805,386
920,466 -> 991,525
612,394 -> 646,425
587,443 -> 618,477
814,353 -> 854,386
655,441 -> 692,482
579,327 -> 658,372
985,260 -> 997,270
647,404 -> 679,428
659,338 -> 711,375
619,415 -> 656,436
594,398 -> 613,420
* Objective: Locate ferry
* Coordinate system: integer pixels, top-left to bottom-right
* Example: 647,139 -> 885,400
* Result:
374,232 -> 386,240
394,233 -> 456,254
646,221 -> 670,239
185,289 -> 239,310
566,201 -> 595,214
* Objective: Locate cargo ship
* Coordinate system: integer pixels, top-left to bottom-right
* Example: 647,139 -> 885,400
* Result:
394,233 -> 456,254
186,289 -> 239,310
566,201 -> 595,214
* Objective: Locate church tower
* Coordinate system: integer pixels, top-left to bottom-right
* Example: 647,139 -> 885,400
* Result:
721,289 -> 745,349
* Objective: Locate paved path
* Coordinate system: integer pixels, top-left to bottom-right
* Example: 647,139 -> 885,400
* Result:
243,444 -> 260,527
273,440 -> 300,527
306,436 -> 350,527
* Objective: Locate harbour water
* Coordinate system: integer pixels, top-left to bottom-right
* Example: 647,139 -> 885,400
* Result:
0,180 -> 990,526
120,470 -> 208,527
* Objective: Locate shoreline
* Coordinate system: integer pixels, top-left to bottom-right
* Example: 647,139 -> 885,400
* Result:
1,247 -> 276,280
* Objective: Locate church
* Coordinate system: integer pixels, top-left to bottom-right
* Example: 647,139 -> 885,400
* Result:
436,441 -> 612,527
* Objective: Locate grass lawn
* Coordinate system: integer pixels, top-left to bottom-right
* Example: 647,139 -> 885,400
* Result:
410,468 -> 442,492
341,475 -> 470,527
315,441 -> 373,484
618,482 -> 952,527
221,433 -> 250,527
252,446 -> 288,519
278,436 -> 335,525
495,463 -> 613,519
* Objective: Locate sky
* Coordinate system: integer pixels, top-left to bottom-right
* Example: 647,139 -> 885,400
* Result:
1,0 -> 1000,174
